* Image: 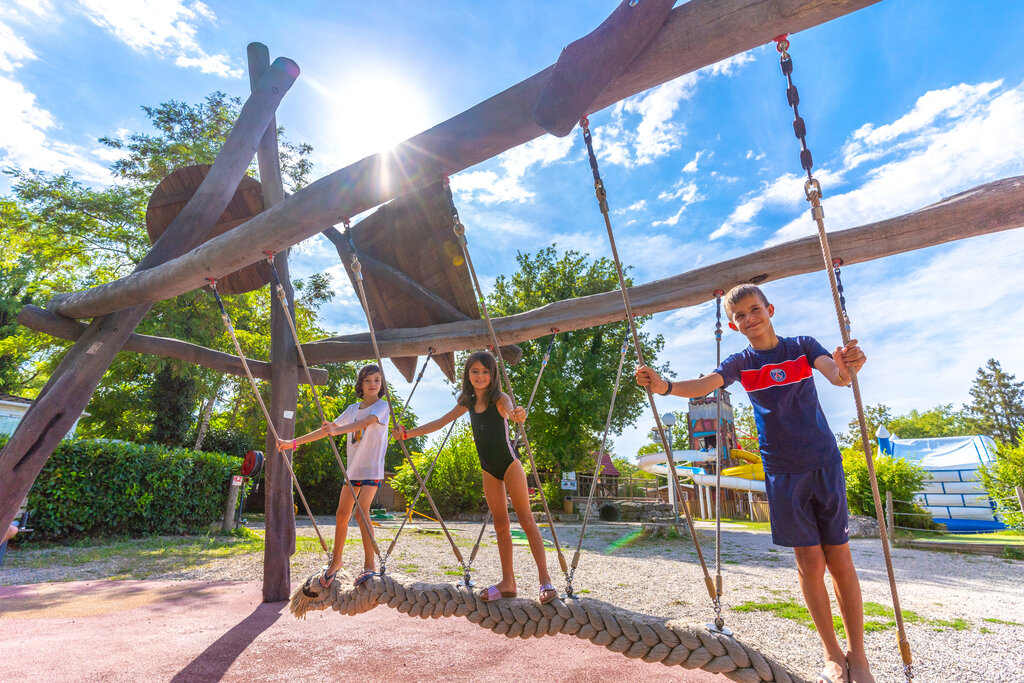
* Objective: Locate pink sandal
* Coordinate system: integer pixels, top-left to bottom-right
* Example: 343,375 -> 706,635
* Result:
539,583 -> 558,604
479,585 -> 517,602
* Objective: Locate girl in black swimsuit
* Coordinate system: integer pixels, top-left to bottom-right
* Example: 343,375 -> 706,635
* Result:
394,350 -> 557,605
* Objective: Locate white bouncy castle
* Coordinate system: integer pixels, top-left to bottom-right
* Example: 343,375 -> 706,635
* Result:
882,432 -> 1004,532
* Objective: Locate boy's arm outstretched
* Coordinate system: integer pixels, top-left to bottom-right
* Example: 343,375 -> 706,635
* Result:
635,365 -> 723,398
814,338 -> 866,387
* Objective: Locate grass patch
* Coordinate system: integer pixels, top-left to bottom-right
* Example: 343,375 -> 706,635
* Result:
398,563 -> 419,572
718,519 -> 772,532
984,617 -> 1024,626
5,528 -> 268,578
731,599 -> 965,636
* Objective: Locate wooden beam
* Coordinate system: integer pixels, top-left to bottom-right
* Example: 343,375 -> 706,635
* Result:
0,57 -> 299,533
46,0 -> 881,320
297,177 -> 1024,361
248,43 -> 297,604
15,305 -> 328,385
534,0 -> 675,136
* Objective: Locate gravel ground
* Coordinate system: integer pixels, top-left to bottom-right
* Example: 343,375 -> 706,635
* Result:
3,519 -> 1022,682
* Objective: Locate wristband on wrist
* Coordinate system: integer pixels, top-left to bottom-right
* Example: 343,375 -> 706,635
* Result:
659,380 -> 674,396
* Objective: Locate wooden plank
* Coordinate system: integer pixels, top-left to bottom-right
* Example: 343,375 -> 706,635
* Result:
534,0 -> 675,136
0,56 -> 299,532
15,305 -> 328,385
47,0 -> 881,320
296,177 -> 1024,362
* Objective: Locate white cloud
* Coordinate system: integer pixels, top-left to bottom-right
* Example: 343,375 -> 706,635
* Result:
76,0 -> 241,78
768,80 -> 1024,245
682,150 -> 705,173
451,133 -> 575,205
0,20 -> 36,72
653,181 -> 700,227
746,149 -> 765,161
595,75 -> 697,168
711,170 -> 811,240
699,52 -> 756,78
615,199 -> 647,215
0,73 -> 112,184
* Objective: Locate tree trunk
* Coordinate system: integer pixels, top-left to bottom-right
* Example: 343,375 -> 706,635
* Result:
194,375 -> 225,451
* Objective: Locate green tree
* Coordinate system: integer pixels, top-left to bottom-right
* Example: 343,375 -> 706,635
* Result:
976,427 -> 1024,530
887,404 -> 972,440
635,420 -> 691,458
838,404 -> 892,452
487,246 -> 665,474
1,92 -> 316,447
842,449 -> 934,529
964,359 -> 1024,446
734,403 -> 760,454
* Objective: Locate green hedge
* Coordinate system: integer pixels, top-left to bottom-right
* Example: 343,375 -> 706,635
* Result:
842,449 -> 936,530
17,437 -> 239,539
391,423 -> 484,517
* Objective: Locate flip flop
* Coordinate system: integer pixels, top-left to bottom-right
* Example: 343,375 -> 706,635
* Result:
353,569 -> 376,587
539,583 -> 558,605
478,585 -> 517,602
318,567 -> 339,590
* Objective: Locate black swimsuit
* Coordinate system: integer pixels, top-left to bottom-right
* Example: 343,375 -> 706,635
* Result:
468,401 -> 518,480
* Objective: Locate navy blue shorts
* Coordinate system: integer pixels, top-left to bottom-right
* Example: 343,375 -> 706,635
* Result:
764,459 -> 849,547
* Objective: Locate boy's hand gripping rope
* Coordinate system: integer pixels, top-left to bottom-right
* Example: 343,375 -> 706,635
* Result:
442,178 -> 571,587
579,116 -> 721,617
339,221 -> 473,583
207,276 -> 332,560
774,35 -> 913,681
262,252 -> 383,564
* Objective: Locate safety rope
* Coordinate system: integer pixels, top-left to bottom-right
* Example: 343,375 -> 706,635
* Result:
774,34 -> 913,682
712,288 -> 726,632
524,330 -> 560,416
441,179 -> 572,586
339,220 -> 474,582
262,254 -> 382,563
579,116 -> 720,616
565,332 -> 630,597
207,278 -> 332,558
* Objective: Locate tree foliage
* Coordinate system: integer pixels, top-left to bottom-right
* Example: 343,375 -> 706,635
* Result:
842,450 -> 934,529
964,359 -> 1024,446
976,427 -> 1024,530
487,246 -> 665,473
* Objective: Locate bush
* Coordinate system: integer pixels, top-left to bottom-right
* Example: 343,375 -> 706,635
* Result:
977,427 -> 1024,530
843,449 -> 935,529
538,477 -> 563,510
21,437 -> 239,539
390,423 -> 483,517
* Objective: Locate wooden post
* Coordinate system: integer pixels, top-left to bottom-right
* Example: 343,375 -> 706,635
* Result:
248,42 -> 297,603
886,490 -> 895,534
1016,486 -> 1024,515
0,60 -> 298,531
222,475 -> 243,532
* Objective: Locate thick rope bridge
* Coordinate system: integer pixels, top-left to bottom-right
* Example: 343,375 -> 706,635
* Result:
290,572 -> 808,683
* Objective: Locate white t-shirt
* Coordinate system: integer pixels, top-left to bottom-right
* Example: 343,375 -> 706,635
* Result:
336,399 -> 391,480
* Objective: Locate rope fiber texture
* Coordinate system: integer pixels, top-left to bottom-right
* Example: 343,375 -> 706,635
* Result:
289,571 -> 809,683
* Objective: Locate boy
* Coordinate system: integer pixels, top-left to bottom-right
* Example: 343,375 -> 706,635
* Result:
636,284 -> 872,683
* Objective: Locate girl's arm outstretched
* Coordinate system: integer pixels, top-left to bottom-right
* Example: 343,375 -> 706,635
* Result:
394,404 -> 468,441
278,413 -> 382,451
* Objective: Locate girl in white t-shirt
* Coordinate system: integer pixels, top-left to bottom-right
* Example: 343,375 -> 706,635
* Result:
279,364 -> 391,589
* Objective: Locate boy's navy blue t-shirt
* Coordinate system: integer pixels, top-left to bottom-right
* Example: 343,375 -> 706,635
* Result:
714,335 -> 841,474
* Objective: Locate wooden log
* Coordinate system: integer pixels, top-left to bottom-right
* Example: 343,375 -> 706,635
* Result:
0,56 -> 298,539
15,304 -> 328,385
47,0 -> 881,320
296,176 -> 1024,361
249,43 -> 297,604
534,0 -> 675,136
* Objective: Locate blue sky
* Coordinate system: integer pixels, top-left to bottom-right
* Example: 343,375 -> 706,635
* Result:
3,1 -> 1024,461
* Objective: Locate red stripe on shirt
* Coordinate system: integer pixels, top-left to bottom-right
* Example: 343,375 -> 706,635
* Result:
740,356 -> 813,392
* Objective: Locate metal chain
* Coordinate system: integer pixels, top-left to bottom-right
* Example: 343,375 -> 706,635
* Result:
565,332 -> 630,597
207,278 -> 332,559
774,34 -> 913,681
441,178 -> 572,585
712,288 -> 725,631
579,116 -> 720,614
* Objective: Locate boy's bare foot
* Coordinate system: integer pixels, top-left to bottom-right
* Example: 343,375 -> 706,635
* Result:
818,658 -> 848,683
846,652 -> 875,683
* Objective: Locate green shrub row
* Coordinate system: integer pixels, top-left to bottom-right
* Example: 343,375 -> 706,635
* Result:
390,423 -> 485,517
16,437 -> 240,539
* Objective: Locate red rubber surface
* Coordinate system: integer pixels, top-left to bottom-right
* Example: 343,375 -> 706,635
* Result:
1,580 -> 730,681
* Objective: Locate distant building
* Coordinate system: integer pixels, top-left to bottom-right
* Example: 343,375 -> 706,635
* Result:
686,389 -> 737,453
0,394 -> 88,438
